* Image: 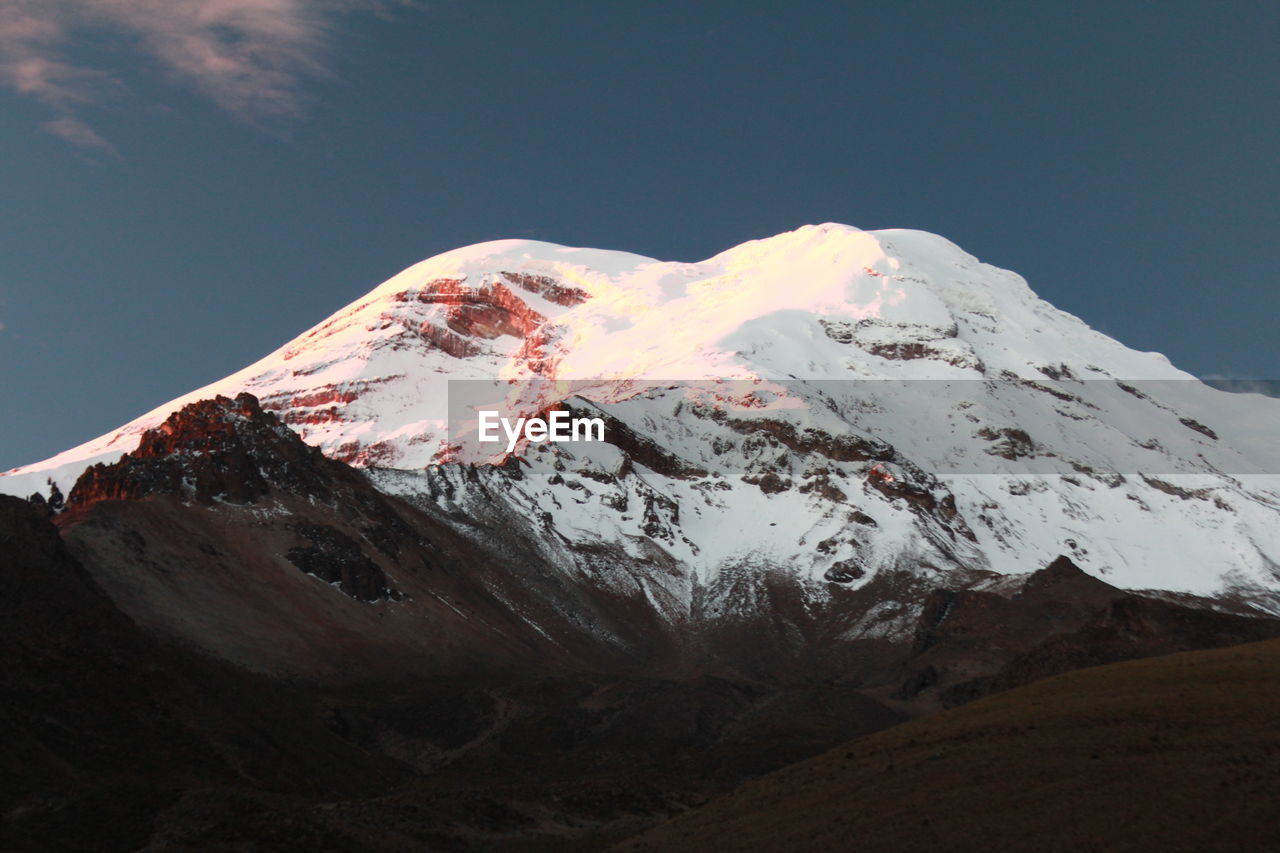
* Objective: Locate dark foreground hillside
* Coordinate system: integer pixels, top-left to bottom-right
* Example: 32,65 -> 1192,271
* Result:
619,637 -> 1280,852
0,493 -> 904,852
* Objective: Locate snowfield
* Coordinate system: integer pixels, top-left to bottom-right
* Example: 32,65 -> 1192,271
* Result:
5,223 -> 1280,610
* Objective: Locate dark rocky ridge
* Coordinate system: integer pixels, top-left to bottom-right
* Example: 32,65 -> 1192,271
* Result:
69,392 -> 340,506
67,393 -> 414,602
894,555 -> 1280,708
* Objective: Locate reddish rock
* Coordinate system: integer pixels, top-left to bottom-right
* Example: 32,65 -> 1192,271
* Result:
68,393 -> 336,507
499,271 -> 590,307
394,279 -> 548,340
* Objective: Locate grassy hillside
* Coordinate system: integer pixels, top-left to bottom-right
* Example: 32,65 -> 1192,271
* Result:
619,638 -> 1280,852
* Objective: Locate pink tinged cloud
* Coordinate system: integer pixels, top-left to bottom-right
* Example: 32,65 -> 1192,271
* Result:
0,0 -> 413,150
42,115 -> 118,154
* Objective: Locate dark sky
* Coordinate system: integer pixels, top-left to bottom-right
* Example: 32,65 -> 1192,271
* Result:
1,0 -> 1277,470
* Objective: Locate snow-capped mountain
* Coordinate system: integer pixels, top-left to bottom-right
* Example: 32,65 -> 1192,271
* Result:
6,223 -> 1280,614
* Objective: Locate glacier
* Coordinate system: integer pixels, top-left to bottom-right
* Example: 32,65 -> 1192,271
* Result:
5,223 -> 1280,612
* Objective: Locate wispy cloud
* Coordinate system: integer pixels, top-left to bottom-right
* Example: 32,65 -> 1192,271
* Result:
0,0 -> 416,152
42,114 -> 118,153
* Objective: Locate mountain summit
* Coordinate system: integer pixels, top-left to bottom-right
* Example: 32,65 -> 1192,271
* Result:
5,224 -> 1280,612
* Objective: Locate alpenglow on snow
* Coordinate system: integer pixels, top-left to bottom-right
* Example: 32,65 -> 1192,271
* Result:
5,223 -> 1280,614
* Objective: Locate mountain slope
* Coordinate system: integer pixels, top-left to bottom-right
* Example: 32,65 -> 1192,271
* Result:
618,637 -> 1280,853
5,223 -> 1280,613
55,393 -> 691,681
1,489 -> 916,851
10,410 -> 1276,850
0,494 -> 411,852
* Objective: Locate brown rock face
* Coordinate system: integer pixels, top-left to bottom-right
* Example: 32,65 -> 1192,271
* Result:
392,278 -> 548,340
68,393 -> 337,506
499,270 -> 589,306
258,378 -> 402,429
64,393 -> 418,603
375,275 -> 589,373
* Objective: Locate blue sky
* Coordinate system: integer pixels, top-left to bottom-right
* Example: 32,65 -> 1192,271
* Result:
1,1 -> 1277,469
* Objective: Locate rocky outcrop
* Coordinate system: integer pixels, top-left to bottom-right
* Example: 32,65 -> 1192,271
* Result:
392,278 -> 548,340
865,464 -> 977,544
500,270 -> 589,306
286,523 -> 400,602
706,411 -> 896,464
976,426 -> 1035,460
258,377 -> 401,428
68,393 -> 337,506
65,393 -> 423,605
565,400 -> 708,479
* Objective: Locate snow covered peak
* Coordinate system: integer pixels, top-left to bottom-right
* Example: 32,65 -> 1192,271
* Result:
0,224 -> 1244,492
7,224 -> 1280,608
